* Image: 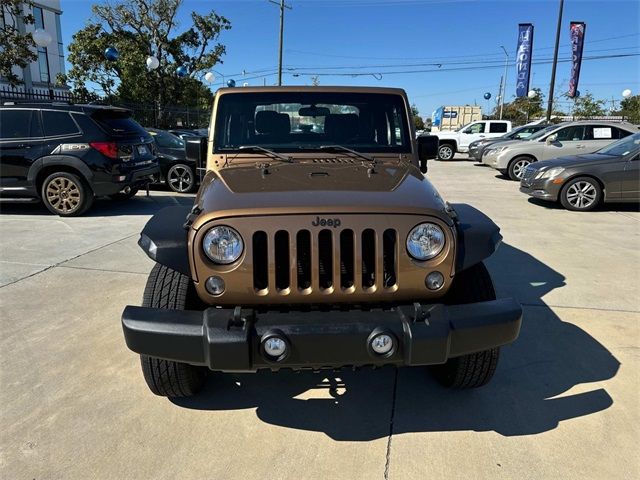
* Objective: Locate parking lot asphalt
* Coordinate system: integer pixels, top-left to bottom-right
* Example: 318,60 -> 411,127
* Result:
1,158 -> 639,480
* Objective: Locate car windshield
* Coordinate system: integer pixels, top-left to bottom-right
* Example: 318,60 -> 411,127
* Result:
595,132 -> 640,156
149,130 -> 185,149
213,91 -> 411,153
526,125 -> 559,141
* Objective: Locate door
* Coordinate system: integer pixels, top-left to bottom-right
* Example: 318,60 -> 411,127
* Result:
620,154 -> 639,200
459,122 -> 486,148
0,109 -> 44,195
542,125 -> 586,160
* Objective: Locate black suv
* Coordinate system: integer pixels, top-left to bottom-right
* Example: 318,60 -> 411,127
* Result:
0,102 -> 159,216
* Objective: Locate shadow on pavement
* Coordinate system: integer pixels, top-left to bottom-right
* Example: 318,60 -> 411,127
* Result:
0,193 -> 194,217
527,197 -> 640,213
172,243 -> 619,440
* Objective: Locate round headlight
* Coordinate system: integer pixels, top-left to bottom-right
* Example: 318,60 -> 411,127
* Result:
407,223 -> 445,261
202,226 -> 243,264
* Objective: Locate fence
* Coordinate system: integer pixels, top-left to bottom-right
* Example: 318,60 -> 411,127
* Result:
0,85 -> 210,129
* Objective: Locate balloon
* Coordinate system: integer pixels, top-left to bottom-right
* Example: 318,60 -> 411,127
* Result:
176,65 -> 188,77
104,47 -> 119,62
32,29 -> 52,47
622,89 -> 632,98
528,90 -> 537,98
226,79 -> 236,88
146,56 -> 159,70
483,92 -> 491,100
204,72 -> 215,83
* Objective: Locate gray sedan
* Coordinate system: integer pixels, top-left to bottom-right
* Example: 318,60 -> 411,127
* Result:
468,124 -> 549,161
520,133 -> 640,211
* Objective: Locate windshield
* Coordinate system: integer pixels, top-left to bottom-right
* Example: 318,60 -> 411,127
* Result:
526,125 -> 559,141
213,91 -> 411,153
149,130 -> 185,149
596,132 -> 640,156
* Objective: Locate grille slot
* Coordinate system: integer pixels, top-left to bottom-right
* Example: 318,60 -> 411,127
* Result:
253,231 -> 268,291
274,230 -> 290,291
361,229 -> 376,289
340,230 -> 355,289
296,230 -> 312,290
383,229 -> 397,288
318,229 -> 333,290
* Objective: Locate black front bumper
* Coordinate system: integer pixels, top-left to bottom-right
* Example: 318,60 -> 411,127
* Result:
121,299 -> 522,371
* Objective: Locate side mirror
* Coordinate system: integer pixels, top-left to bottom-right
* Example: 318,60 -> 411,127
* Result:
546,134 -> 558,144
185,137 -> 207,180
417,135 -> 438,173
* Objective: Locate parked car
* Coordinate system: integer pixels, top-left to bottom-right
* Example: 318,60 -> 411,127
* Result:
432,120 -> 512,160
520,132 -> 640,211
167,129 -> 202,140
146,128 -> 198,193
468,124 -> 549,161
483,121 -> 639,181
0,102 -> 158,216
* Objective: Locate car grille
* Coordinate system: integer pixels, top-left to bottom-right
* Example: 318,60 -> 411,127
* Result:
521,165 -> 536,184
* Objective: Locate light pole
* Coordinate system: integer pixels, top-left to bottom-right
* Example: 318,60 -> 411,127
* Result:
269,0 -> 292,86
546,0 -> 564,122
33,28 -> 53,99
499,45 -> 509,119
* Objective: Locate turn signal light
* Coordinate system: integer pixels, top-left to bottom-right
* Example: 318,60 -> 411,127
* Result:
89,141 -> 118,159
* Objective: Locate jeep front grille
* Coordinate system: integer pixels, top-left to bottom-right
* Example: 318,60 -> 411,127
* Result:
252,228 -> 398,295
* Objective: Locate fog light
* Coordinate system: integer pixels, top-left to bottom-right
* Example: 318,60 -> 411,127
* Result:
425,271 -> 444,290
205,276 -> 225,296
262,335 -> 288,361
371,333 -> 394,355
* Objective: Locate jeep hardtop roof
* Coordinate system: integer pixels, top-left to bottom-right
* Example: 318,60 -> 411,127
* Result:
215,85 -> 407,96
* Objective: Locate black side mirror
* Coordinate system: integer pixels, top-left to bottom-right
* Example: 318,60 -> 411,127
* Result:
417,135 -> 439,173
185,137 -> 208,181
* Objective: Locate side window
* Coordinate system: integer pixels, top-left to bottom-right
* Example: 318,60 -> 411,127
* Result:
555,126 -> 585,141
614,128 -> 632,140
42,111 -> 81,137
0,110 -> 32,139
584,126 -> 613,141
489,122 -> 508,133
465,122 -> 485,134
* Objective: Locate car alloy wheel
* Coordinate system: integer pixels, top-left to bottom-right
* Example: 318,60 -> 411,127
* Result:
167,164 -> 194,193
45,176 -> 82,214
438,145 -> 453,160
511,158 -> 531,180
566,181 -> 598,210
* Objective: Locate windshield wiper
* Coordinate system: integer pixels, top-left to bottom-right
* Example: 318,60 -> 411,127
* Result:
318,145 -> 374,162
236,145 -> 293,162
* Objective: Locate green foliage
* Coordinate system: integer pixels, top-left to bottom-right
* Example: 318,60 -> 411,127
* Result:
62,0 -> 231,127
0,0 -> 37,86
571,92 -> 606,118
411,104 -> 425,130
619,95 -> 640,124
497,88 -> 545,123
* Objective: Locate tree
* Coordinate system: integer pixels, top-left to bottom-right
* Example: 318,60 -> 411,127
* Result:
498,88 -> 545,124
411,104 -> 425,130
619,95 -> 640,124
61,0 -> 231,126
310,75 -> 320,86
571,92 -> 606,118
0,0 -> 37,86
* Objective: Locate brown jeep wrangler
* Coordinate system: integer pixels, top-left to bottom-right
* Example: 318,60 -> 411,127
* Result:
121,86 -> 522,398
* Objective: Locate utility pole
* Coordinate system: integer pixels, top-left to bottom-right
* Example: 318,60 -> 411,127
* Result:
269,0 -> 292,86
546,0 -> 564,122
499,45 -> 509,119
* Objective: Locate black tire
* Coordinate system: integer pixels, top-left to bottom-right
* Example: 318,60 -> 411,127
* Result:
560,176 -> 602,211
166,163 -> 196,193
109,187 -> 139,201
139,264 -> 207,397
437,143 -> 455,160
41,172 -> 93,217
430,262 -> 501,389
507,156 -> 533,181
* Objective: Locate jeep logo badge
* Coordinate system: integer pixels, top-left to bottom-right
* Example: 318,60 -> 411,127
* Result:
312,216 -> 341,228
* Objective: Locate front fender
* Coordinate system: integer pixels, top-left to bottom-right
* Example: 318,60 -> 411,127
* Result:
138,206 -> 192,276
450,203 -> 502,272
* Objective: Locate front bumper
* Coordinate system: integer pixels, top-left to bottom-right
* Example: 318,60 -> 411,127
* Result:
121,299 -> 522,371
519,178 -> 562,201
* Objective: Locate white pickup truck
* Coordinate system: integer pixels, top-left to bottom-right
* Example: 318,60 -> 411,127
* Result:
432,120 -> 512,160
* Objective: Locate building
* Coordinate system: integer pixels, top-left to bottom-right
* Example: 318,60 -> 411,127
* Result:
0,0 -> 67,95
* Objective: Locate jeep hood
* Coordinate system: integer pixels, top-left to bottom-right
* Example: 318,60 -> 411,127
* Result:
193,161 -> 449,225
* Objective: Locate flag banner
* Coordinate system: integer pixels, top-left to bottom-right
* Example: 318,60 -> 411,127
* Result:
515,24 -> 534,97
568,22 -> 586,98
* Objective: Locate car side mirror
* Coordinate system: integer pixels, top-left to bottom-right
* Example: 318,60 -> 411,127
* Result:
185,137 -> 207,180
546,134 -> 558,144
417,135 -> 438,173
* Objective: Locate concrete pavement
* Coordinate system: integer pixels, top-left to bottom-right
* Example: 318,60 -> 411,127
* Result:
1,159 -> 638,479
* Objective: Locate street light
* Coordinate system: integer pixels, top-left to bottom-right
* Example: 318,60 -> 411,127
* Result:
33,28 -> 53,99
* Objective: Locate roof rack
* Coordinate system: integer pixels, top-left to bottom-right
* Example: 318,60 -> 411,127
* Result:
1,99 -> 73,106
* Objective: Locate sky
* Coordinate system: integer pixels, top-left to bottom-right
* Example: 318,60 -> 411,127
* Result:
59,0 -> 640,118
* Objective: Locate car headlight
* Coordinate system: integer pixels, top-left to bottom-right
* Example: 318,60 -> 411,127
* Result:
407,223 -> 445,261
495,145 -> 510,153
535,166 -> 565,180
202,226 -> 244,264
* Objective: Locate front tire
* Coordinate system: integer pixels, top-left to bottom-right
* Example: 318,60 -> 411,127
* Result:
507,156 -> 533,181
560,177 -> 602,211
41,172 -> 93,216
430,262 -> 501,388
139,264 -> 207,397
437,144 -> 455,160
